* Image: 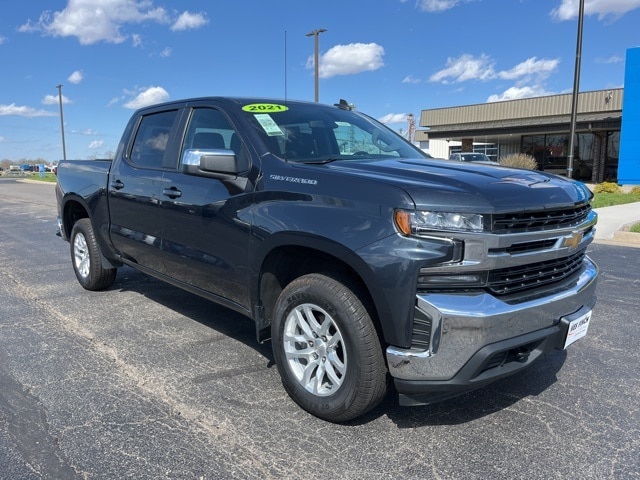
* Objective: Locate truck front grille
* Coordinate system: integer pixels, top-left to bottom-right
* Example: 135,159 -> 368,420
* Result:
492,204 -> 590,233
487,250 -> 585,295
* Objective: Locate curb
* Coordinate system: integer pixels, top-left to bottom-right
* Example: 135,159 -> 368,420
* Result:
613,227 -> 640,245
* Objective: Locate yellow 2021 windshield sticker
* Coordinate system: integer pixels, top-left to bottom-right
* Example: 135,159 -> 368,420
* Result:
242,103 -> 289,113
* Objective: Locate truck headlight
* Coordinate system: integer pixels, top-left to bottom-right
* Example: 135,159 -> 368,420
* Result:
394,209 -> 484,236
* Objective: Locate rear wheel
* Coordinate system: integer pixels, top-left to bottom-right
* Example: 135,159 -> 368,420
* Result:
70,218 -> 117,291
271,273 -> 387,422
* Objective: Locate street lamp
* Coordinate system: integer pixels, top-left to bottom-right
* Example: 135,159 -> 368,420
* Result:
57,84 -> 67,161
567,0 -> 585,178
306,28 -> 327,102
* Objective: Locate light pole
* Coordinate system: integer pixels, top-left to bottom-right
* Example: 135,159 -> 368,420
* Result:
57,84 -> 67,161
567,0 -> 584,178
306,28 -> 327,102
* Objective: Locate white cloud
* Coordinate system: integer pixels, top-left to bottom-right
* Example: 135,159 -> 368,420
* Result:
416,0 -> 463,12
0,136 -> 8,142
107,95 -> 125,107
378,113 -> 408,124
430,54 -> 558,85
68,70 -> 84,84
429,54 -> 495,83
170,11 -> 208,31
89,140 -> 105,149
18,0 -> 171,45
82,128 -> 99,135
132,34 -> 142,47
402,75 -> 421,84
596,55 -> 624,64
0,104 -> 57,117
551,0 -> 640,21
310,43 -> 385,79
487,85 -> 553,103
160,47 -> 172,57
0,35 -> 6,45
42,94 -> 71,105
497,57 -> 559,80
123,86 -> 170,109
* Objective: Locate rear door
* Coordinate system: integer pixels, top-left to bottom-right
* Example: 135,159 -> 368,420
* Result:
108,108 -> 181,273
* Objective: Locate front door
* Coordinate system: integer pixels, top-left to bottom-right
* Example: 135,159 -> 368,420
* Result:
160,106 -> 254,310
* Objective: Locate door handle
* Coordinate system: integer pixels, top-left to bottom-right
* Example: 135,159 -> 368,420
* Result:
163,187 -> 182,199
110,179 -> 124,190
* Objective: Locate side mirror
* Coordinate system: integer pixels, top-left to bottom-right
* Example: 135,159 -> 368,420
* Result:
182,148 -> 239,178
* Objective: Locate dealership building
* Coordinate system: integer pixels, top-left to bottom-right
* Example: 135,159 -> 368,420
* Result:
415,47 -> 640,185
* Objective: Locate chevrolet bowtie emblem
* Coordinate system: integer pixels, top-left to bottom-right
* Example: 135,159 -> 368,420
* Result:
563,232 -> 583,249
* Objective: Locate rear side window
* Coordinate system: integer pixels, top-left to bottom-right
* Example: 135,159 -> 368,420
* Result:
129,110 -> 179,169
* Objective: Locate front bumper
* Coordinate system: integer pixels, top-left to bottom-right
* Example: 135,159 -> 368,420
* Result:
386,256 -> 598,405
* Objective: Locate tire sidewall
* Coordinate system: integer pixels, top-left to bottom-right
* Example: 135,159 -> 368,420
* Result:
70,218 -> 116,290
70,220 -> 93,289
272,276 -> 370,420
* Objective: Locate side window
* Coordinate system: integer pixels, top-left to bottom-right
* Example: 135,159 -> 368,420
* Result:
129,110 -> 179,169
183,108 -> 249,172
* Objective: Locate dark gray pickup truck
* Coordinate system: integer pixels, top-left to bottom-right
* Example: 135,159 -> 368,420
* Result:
56,97 -> 598,422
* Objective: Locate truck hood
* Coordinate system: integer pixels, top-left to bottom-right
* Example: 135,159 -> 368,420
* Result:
324,158 -> 592,213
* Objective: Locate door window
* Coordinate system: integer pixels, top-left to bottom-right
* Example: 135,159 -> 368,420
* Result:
129,110 -> 179,169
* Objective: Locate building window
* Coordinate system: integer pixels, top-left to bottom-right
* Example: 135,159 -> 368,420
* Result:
605,131 -> 620,181
449,143 -> 498,162
522,131 -> 619,181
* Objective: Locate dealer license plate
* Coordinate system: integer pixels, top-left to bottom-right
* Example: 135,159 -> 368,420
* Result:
563,310 -> 592,349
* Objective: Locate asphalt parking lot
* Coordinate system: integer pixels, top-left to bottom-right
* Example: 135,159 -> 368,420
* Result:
1,179 -> 639,479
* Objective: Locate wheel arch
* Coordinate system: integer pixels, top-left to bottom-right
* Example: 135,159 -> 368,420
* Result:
60,194 -> 121,269
60,194 -> 90,240
252,233 -> 392,346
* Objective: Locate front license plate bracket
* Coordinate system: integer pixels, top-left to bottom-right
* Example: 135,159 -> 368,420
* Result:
560,307 -> 592,349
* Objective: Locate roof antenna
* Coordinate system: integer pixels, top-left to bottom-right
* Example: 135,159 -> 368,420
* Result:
284,30 -> 287,103
335,99 -> 354,111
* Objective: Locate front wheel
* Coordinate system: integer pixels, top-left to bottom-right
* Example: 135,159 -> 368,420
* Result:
271,273 -> 387,422
70,218 -> 117,291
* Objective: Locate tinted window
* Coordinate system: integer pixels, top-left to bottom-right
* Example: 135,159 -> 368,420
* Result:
182,107 -> 249,171
242,103 -> 428,163
129,110 -> 179,169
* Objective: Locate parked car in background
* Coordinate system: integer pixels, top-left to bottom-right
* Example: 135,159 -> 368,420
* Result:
450,152 -> 500,165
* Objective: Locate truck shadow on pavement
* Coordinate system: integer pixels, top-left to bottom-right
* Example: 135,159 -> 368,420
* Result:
111,266 -> 274,361
364,349 -> 567,428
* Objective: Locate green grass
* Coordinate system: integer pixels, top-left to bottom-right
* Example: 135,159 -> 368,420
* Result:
591,191 -> 640,233
591,193 -> 640,209
12,173 -> 58,183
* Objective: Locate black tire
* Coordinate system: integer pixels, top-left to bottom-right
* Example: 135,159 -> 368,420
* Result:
271,273 -> 387,422
70,218 -> 117,291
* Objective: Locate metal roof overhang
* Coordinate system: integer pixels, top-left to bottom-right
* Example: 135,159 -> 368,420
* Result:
423,112 -> 622,141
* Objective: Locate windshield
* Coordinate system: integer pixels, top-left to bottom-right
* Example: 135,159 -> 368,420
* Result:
241,102 -> 428,163
461,153 -> 490,162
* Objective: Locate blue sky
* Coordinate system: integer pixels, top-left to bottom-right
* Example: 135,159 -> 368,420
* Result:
1,0 -> 639,164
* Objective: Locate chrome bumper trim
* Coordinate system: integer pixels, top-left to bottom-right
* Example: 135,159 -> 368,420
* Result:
386,256 -> 598,381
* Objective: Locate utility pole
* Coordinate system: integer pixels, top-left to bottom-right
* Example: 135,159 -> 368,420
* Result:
567,0 -> 584,178
57,84 -> 67,161
306,28 -> 327,102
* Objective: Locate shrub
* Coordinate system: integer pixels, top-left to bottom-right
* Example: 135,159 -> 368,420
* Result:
631,186 -> 640,195
593,182 -> 622,194
499,153 -> 538,170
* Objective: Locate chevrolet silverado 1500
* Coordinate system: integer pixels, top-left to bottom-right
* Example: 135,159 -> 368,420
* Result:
56,97 -> 598,422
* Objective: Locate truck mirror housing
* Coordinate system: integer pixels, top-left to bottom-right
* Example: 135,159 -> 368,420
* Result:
182,148 -> 239,178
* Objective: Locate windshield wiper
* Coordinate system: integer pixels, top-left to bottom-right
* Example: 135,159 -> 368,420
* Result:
299,157 -> 342,164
